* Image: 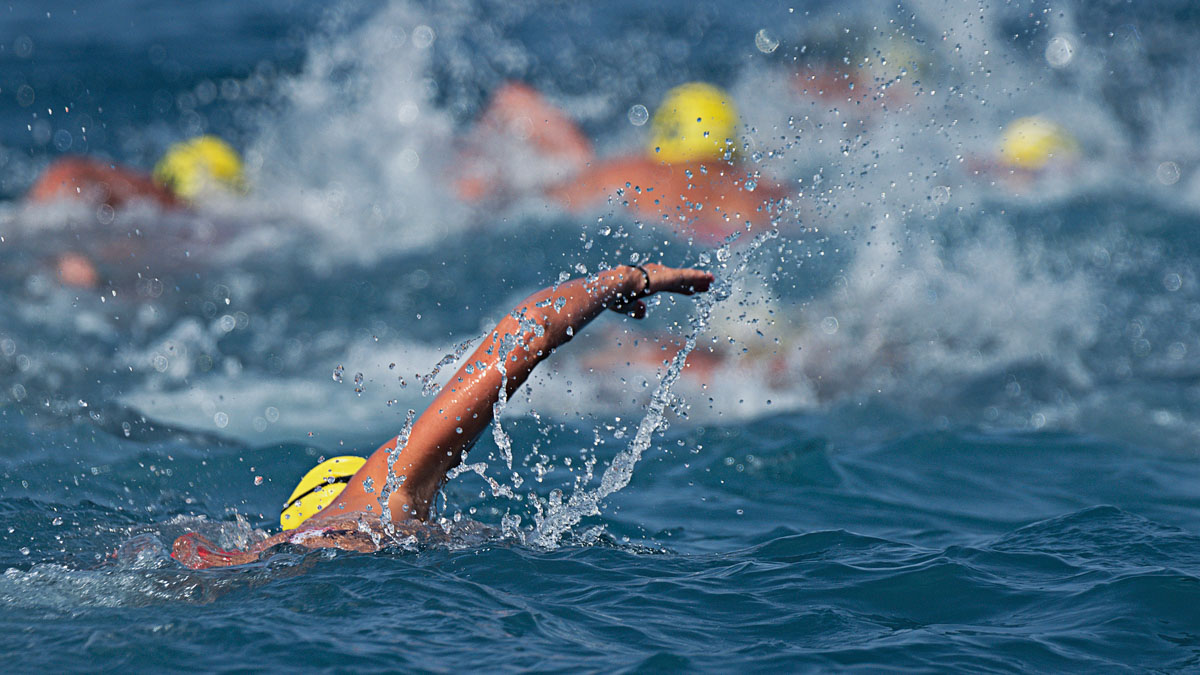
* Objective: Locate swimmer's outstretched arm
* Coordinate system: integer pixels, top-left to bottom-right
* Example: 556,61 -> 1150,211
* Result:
171,264 -> 712,568
319,263 -> 713,522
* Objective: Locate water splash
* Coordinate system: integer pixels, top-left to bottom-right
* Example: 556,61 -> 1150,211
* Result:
529,230 -> 780,548
446,461 -> 517,500
490,303 -> 551,472
419,337 -> 479,397
376,408 -> 417,539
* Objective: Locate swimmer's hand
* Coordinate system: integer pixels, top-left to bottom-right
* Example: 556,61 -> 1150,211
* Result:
172,532 -> 263,570
172,522 -> 384,569
609,263 -> 715,319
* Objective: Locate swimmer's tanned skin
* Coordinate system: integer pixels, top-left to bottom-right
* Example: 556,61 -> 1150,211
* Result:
172,263 -> 714,569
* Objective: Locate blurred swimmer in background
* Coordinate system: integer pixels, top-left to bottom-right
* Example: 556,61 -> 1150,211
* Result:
27,135 -> 247,210
456,82 -> 788,242
22,135 -> 247,288
170,262 -> 715,569
792,33 -> 928,112
967,115 -> 1080,189
996,116 -> 1079,173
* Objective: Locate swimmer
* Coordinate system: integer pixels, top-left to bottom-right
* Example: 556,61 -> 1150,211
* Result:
965,115 -> 1079,189
996,116 -> 1078,173
791,32 -> 930,110
457,82 -> 787,242
26,136 -> 246,288
28,135 -> 246,209
27,156 -> 181,210
171,262 -> 714,569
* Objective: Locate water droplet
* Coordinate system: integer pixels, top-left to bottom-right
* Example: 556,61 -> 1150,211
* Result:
214,412 -> 229,428
820,317 -> 839,334
397,148 -> 420,172
13,35 -> 34,59
96,203 -> 115,225
1045,35 -> 1075,68
16,85 -> 35,108
1156,161 -> 1180,186
755,29 -> 779,54
254,476 -> 263,486
1167,342 -> 1187,360
412,25 -> 435,49
332,364 -> 344,383
628,104 -> 649,126
52,129 -> 72,151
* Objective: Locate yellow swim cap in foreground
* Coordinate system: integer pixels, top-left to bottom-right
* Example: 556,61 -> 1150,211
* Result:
648,82 -> 739,164
280,455 -> 367,530
153,135 -> 247,200
998,116 -> 1078,171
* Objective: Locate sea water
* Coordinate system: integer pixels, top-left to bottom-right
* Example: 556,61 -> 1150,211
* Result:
1,0 -> 1199,671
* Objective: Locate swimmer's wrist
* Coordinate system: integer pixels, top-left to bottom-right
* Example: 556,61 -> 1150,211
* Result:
619,264 -> 651,297
608,264 -> 652,310
631,264 -> 652,297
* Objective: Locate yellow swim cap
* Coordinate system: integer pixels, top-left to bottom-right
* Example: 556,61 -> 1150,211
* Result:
153,135 -> 246,201
280,455 -> 366,530
998,116 -> 1078,171
648,82 -> 739,164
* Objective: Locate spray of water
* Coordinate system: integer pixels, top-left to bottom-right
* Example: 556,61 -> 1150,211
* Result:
528,230 -> 780,547
376,408 -> 417,540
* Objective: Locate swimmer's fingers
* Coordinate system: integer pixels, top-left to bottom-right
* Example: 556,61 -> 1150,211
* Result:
171,532 -> 212,569
609,298 -> 647,319
171,532 -> 259,570
644,264 -> 715,296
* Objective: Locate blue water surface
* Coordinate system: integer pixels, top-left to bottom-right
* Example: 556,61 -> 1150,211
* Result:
2,0 -> 1200,672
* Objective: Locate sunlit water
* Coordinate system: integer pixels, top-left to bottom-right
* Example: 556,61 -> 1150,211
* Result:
2,0 -> 1200,670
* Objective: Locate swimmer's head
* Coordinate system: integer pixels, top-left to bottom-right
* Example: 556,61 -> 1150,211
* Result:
647,82 -> 739,164
153,135 -> 247,201
998,116 -> 1078,171
280,456 -> 366,530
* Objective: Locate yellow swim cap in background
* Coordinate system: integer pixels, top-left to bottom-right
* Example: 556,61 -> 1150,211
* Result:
153,135 -> 247,200
280,455 -> 366,530
647,82 -> 740,164
998,116 -> 1078,171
